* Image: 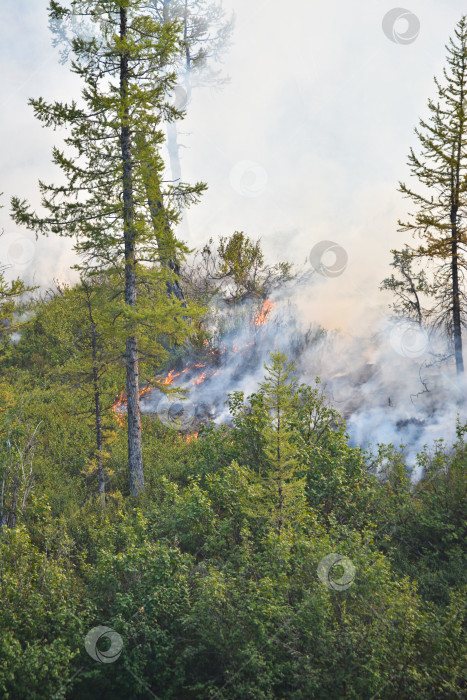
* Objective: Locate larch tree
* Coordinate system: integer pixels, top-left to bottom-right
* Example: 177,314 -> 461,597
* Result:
11,0 -> 206,495
250,352 -> 305,535
396,16 -> 467,375
53,277 -> 123,505
149,0 -> 234,181
381,249 -> 434,327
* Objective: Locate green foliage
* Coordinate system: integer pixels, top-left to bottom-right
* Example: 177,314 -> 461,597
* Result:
1,10 -> 466,694
0,527 -> 86,699
390,16 -> 467,372
0,282 -> 465,697
11,0 -> 208,493
381,249 -> 434,325
182,232 -> 293,306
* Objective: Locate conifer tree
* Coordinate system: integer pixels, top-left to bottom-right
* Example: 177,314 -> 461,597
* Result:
148,0 -> 234,181
58,278 -> 122,504
396,16 -> 467,374
254,351 -> 305,534
381,249 -> 434,326
11,1 -> 206,494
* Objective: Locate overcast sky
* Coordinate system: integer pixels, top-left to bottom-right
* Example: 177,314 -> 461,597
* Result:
1,0 -> 467,330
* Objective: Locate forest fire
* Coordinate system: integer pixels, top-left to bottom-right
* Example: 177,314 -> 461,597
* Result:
112,391 -> 126,428
232,340 -> 254,353
253,299 -> 275,326
193,371 -> 207,385
158,369 -> 181,386
112,298 -> 277,430
112,380 -> 156,426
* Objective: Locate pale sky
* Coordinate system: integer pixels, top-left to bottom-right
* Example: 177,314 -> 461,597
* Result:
1,0 -> 467,330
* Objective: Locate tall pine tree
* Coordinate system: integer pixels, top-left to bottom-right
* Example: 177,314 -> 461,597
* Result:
11,0 -> 206,494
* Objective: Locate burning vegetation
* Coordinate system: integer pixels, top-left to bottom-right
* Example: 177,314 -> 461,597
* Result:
112,298 -> 279,432
253,299 -> 275,326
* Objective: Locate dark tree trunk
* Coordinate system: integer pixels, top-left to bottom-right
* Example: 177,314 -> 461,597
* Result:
147,195 -> 186,302
451,64 -> 465,376
120,7 -> 145,495
401,266 -> 423,326
84,284 -> 105,504
451,231 -> 464,374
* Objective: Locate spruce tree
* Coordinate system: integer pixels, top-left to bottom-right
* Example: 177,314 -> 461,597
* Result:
11,0 -> 206,494
396,16 -> 467,374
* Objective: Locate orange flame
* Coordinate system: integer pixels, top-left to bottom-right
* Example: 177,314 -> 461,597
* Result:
112,391 -> 126,428
112,379 -> 156,428
139,385 -> 152,398
158,369 -> 182,386
232,340 -> 255,353
193,371 -> 207,386
253,300 -> 275,327
113,317 -> 267,430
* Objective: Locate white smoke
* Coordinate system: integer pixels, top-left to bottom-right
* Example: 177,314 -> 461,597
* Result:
141,270 -> 466,477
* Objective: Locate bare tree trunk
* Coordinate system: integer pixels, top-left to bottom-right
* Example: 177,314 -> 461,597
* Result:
451,59 -> 465,375
84,284 -> 105,504
451,143 -> 465,373
451,231 -> 464,374
401,266 -> 423,326
120,7 -> 145,495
